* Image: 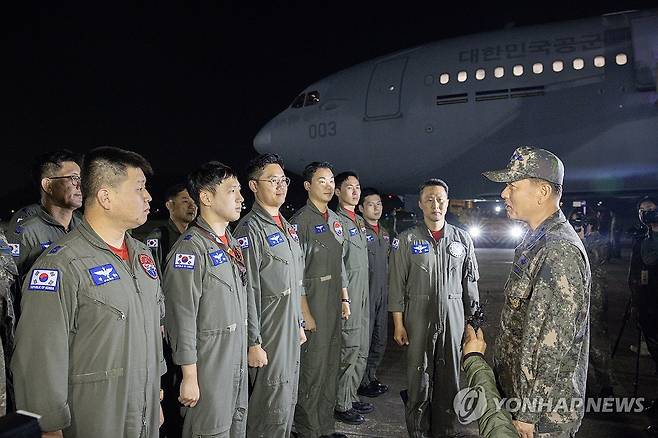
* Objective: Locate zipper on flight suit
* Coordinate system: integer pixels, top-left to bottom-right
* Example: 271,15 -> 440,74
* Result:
91,299 -> 126,320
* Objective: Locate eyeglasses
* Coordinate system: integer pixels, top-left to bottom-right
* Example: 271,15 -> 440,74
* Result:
48,175 -> 81,186
254,176 -> 291,187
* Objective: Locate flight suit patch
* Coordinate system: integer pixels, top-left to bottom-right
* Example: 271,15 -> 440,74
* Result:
288,226 -> 299,241
392,238 -> 399,250
237,236 -> 249,249
448,242 -> 466,257
209,249 -> 228,266
411,241 -> 430,254
47,245 -> 63,255
27,269 -> 59,291
383,235 -> 390,241
139,254 -> 158,279
9,243 -> 20,257
89,264 -> 120,286
174,253 -> 196,269
366,234 -> 374,242
183,234 -> 193,241
146,238 -> 159,248
40,241 -> 52,250
333,221 -> 343,237
314,224 -> 327,234
267,232 -> 284,247
348,228 -> 358,237
15,225 -> 23,235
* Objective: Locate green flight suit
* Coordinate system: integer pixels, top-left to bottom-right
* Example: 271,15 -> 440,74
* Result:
7,203 -> 41,233
334,206 -> 370,412
11,219 -> 166,437
291,200 -> 347,438
461,353 -> 517,438
389,223 -> 480,438
494,210 -> 590,436
9,206 -> 82,279
234,202 -> 305,438
145,218 -> 182,275
361,222 -> 390,387
163,217 -> 248,438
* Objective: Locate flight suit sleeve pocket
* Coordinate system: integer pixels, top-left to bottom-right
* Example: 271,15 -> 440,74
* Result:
70,367 -> 124,384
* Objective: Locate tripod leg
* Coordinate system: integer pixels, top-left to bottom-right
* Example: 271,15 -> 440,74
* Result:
612,297 -> 631,358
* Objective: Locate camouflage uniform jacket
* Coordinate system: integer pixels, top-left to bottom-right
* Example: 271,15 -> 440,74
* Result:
494,210 -> 591,428
0,229 -> 19,415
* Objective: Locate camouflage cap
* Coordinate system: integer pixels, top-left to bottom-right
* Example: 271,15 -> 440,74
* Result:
482,146 -> 564,185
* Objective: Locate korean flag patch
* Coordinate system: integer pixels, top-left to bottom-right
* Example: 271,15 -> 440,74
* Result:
28,269 -> 59,291
146,239 -> 159,248
209,250 -> 228,266
267,232 -> 284,247
174,253 -> 196,269
411,241 -> 430,255
237,236 -> 249,249
89,264 -> 120,286
8,243 -> 20,257
392,238 -> 400,250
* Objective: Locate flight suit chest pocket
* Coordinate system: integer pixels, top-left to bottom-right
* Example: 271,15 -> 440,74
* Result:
202,268 -> 237,332
261,251 -> 292,298
79,288 -> 128,322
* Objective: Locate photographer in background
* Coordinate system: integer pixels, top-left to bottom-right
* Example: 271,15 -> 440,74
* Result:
629,196 -> 658,435
569,210 -> 616,397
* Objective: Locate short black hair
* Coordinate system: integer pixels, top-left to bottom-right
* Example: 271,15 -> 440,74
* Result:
638,195 -> 658,210
164,183 -> 188,202
32,149 -> 83,188
359,187 -> 381,206
81,147 -> 153,205
302,161 -> 334,183
246,153 -> 285,181
334,171 -> 359,190
187,161 -> 235,206
418,178 -> 449,197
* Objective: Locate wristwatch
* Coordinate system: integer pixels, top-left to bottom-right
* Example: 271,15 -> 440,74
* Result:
341,298 -> 352,304
299,319 -> 306,328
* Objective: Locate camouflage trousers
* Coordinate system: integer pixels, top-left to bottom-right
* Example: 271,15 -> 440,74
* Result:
588,281 -> 614,388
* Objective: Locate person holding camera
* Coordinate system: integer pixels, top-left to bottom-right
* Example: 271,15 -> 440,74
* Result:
569,210 -> 616,397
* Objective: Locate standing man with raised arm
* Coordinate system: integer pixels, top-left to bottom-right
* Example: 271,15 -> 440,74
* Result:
357,188 -> 391,398
12,146 -> 166,438
291,162 -> 349,438
235,153 -> 306,437
163,162 -> 248,438
388,178 -> 480,438
483,147 -> 590,438
333,171 -> 372,423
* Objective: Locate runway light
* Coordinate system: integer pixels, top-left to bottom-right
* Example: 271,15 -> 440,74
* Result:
494,205 -> 502,213
468,226 -> 482,238
509,225 -> 524,239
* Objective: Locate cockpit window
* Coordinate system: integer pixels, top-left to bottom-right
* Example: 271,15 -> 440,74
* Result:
304,90 -> 320,106
291,94 -> 305,108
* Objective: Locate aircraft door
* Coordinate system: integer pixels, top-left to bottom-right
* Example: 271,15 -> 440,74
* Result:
365,57 -> 407,120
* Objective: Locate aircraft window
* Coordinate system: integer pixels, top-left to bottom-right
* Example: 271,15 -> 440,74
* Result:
513,65 -> 524,76
552,60 -> 564,72
291,94 -> 306,108
615,53 -> 628,65
457,71 -> 467,82
573,58 -> 585,70
494,67 -> 504,78
475,69 -> 485,80
594,56 -> 605,67
532,63 -> 543,74
304,91 -> 321,106
439,73 -> 450,84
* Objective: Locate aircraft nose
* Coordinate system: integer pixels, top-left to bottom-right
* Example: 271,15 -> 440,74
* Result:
253,122 -> 272,152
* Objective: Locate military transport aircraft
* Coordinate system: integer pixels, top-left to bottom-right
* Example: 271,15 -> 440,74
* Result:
253,9 -> 658,203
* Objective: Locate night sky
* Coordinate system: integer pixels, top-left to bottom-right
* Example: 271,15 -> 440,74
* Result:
4,1 -> 655,218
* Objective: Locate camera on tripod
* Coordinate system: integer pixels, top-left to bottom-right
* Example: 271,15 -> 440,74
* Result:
568,212 -> 590,233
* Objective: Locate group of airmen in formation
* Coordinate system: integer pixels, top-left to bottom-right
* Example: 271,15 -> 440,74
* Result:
0,144 -> 656,438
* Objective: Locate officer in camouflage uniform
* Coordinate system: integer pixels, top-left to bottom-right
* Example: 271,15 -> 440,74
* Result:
163,162 -> 248,438
483,147 -> 590,438
0,228 -> 18,415
12,147 -> 165,437
291,162 -> 349,438
569,211 -> 615,396
145,183 -> 197,274
358,188 -> 390,398
235,153 -> 306,438
389,178 -> 480,438
9,150 -> 83,280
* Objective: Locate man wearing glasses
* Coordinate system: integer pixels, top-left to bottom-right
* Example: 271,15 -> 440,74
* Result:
235,153 -> 306,437
9,150 -> 83,282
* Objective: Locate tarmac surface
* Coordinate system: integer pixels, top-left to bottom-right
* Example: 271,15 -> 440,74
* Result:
335,248 -> 658,437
